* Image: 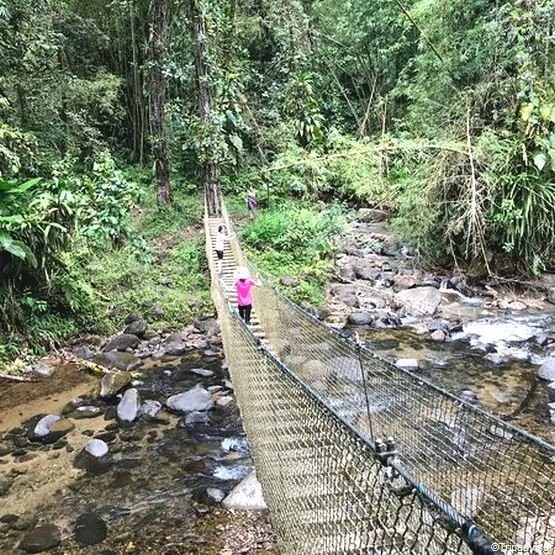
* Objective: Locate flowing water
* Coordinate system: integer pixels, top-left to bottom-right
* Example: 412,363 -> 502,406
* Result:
0,351 -> 275,554
355,316 -> 555,443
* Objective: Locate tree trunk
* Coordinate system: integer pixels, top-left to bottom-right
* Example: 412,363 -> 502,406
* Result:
189,0 -> 222,216
148,0 -> 172,205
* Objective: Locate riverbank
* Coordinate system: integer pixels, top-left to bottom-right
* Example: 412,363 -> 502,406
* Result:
0,319 -> 278,554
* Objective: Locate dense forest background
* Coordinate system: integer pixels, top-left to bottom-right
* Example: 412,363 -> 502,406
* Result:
1,0 -> 555,363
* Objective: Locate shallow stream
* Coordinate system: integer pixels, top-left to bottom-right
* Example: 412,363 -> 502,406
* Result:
0,351 -> 274,554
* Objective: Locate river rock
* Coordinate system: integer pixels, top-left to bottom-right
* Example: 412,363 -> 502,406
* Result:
222,470 -> 267,510
166,386 -> 214,413
180,411 -> 211,427
29,362 -> 55,378
280,276 -> 298,287
0,478 -> 14,496
125,311 -> 141,324
99,371 -> 133,398
47,419 -> 75,440
216,396 -> 234,408
392,274 -> 420,291
20,524 -> 61,553
94,352 -> 142,372
193,487 -> 225,506
30,415 -> 60,441
353,265 -> 380,281
194,317 -> 219,334
347,312 -> 373,326
102,334 -> 140,352
396,359 -> 419,370
73,345 -> 94,360
338,267 -> 356,281
162,332 -> 188,356
189,368 -> 214,378
339,293 -> 360,308
139,400 -> 162,419
357,208 -> 388,223
74,512 -> 107,546
548,288 -> 555,305
430,330 -> 446,342
85,439 -> 109,458
538,358 -> 555,382
74,439 -> 112,474
116,388 -> 141,424
450,486 -> 483,518
395,286 -> 441,316
124,319 -> 147,339
73,406 -> 103,419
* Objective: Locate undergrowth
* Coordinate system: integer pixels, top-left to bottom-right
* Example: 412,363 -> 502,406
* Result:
0,181 -> 210,369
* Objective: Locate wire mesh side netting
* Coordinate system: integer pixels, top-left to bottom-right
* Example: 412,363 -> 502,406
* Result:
249,280 -> 555,553
219,298 -> 472,555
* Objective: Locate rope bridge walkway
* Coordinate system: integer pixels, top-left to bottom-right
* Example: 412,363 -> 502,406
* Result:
205,202 -> 555,555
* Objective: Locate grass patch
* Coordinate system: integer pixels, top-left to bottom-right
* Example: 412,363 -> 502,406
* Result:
86,190 -> 210,330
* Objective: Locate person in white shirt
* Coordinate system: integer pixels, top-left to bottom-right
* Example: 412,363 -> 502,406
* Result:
215,225 -> 234,275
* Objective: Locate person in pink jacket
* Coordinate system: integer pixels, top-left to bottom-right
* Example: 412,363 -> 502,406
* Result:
233,266 -> 260,325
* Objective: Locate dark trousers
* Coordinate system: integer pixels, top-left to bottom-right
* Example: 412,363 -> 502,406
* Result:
238,304 -> 252,324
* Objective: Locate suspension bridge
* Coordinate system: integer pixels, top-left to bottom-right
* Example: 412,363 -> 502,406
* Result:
205,202 -> 555,555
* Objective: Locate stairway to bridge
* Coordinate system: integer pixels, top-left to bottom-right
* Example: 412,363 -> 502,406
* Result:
204,204 -> 555,555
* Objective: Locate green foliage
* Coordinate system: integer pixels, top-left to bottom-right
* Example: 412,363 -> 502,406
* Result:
85,192 -> 209,330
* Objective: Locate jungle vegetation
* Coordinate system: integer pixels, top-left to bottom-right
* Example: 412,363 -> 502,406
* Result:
1,0 -> 554,361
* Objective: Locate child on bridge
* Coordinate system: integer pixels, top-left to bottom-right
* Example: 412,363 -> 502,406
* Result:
234,266 -> 260,325
215,224 -> 234,276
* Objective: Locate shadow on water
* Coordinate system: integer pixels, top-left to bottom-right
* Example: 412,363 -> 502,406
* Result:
353,326 -> 553,441
0,352 -> 256,554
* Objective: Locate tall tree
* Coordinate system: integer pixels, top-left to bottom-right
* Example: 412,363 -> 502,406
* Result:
148,0 -> 172,204
189,0 -> 221,216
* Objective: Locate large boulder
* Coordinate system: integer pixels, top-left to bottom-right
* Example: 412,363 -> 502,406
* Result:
538,358 -> 555,382
102,334 -> 140,352
116,388 -> 141,424
162,332 -> 188,356
124,319 -> 147,339
347,312 -> 374,326
166,385 -> 214,414
99,371 -> 133,398
395,286 -> 442,316
94,352 -> 142,372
